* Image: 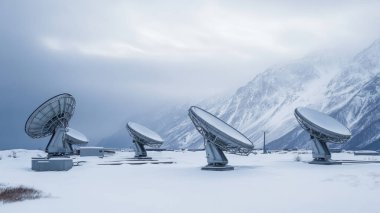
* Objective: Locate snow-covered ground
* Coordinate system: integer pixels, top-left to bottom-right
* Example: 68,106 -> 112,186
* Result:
1,149 -> 380,213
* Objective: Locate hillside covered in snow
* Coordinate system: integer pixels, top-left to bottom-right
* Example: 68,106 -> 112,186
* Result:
100,39 -> 380,150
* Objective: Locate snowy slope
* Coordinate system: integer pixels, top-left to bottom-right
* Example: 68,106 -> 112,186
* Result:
174,39 -> 380,150
323,39 -> 380,112
268,74 -> 380,150
270,40 -> 380,150
157,51 -> 345,149
99,39 -> 380,150
334,74 -> 380,149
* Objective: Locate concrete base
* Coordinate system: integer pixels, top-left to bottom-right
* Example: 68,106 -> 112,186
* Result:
80,147 -> 104,157
309,159 -> 342,165
201,164 -> 234,171
32,158 -> 73,171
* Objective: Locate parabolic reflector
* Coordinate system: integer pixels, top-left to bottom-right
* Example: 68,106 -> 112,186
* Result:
189,106 -> 253,153
188,106 -> 254,171
65,128 -> 89,145
25,93 -> 86,171
25,93 -> 76,139
127,122 -> 164,144
25,93 -> 88,158
126,122 -> 164,159
295,107 -> 351,140
294,107 -> 351,164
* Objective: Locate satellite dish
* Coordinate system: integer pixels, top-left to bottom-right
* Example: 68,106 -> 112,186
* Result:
25,93 -> 88,157
64,127 -> 89,153
126,122 -> 164,159
294,107 -> 351,164
188,106 -> 254,171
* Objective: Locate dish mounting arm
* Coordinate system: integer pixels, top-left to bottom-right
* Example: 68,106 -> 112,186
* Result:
133,139 -> 147,158
46,127 -> 72,157
311,136 -> 331,161
204,138 -> 228,166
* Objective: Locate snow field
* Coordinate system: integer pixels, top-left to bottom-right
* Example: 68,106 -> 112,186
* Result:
1,149 -> 380,213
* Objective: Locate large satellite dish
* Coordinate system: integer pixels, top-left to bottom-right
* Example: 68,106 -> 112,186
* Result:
126,122 -> 164,159
188,106 -> 254,171
294,107 -> 351,164
25,93 -> 88,157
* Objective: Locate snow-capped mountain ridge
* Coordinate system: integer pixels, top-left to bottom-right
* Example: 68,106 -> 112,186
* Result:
99,39 -> 380,150
270,40 -> 380,150
324,39 -> 380,111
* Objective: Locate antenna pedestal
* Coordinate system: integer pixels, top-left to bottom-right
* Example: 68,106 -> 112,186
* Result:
46,127 -> 73,158
309,137 -> 341,165
133,140 -> 152,160
202,140 -> 234,171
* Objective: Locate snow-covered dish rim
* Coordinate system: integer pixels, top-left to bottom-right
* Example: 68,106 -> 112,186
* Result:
295,107 -> 351,138
66,128 -> 89,144
189,106 -> 253,147
127,122 -> 164,143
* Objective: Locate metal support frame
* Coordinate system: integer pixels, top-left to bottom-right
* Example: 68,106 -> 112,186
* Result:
46,127 -> 73,158
309,136 -> 341,165
202,140 -> 234,171
133,140 -> 147,157
311,136 -> 331,160
204,139 -> 228,166
131,137 -> 152,159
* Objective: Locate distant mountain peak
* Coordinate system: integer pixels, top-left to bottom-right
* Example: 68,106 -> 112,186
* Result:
353,38 -> 380,71
99,39 -> 380,151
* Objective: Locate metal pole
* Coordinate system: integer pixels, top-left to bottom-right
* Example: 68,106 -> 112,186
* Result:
263,131 -> 267,154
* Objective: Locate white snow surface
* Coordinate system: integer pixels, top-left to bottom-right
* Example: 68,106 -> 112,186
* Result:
1,149 -> 380,213
127,122 -> 164,142
191,107 -> 252,145
296,107 -> 351,136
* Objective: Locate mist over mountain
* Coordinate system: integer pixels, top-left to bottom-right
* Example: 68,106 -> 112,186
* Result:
270,40 -> 380,150
100,39 -> 380,150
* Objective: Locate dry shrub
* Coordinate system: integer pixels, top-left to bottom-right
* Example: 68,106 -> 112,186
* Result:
0,185 -> 43,203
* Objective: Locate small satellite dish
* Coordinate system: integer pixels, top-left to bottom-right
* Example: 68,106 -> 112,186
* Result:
64,127 -> 89,150
188,106 -> 254,171
126,122 -> 164,159
294,107 -> 351,164
25,93 -> 88,157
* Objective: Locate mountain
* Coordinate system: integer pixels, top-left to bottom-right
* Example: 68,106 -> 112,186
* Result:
99,39 -> 380,150
152,50 -> 346,149
269,39 -> 380,150
337,74 -> 380,149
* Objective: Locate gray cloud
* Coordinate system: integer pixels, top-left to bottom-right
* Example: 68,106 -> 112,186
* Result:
1,0 -> 380,149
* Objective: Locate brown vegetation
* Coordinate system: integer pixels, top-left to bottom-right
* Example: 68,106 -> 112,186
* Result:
0,185 -> 43,203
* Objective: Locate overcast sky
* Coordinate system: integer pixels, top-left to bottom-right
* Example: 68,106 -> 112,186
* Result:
1,0 -> 380,149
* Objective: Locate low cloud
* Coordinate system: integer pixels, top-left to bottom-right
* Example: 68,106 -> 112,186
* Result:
1,0 -> 380,148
